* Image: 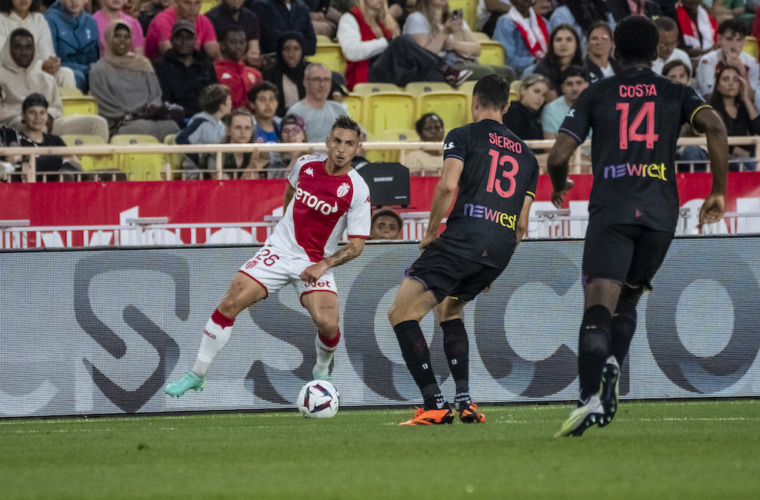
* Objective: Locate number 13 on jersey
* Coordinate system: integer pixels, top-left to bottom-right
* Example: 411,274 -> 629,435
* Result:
486,149 -> 519,198
616,101 -> 659,149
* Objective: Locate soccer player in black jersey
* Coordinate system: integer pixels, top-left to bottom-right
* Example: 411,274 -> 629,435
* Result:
388,75 -> 540,426
548,16 -> 729,437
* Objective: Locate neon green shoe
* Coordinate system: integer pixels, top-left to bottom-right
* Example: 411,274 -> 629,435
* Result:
165,371 -> 206,397
554,395 -> 604,437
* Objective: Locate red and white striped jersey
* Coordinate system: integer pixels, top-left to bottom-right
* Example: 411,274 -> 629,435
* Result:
267,154 -> 371,262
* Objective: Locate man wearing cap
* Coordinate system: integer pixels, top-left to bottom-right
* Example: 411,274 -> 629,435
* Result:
154,20 -> 219,118
144,0 -> 220,61
0,28 -> 109,141
206,0 -> 262,68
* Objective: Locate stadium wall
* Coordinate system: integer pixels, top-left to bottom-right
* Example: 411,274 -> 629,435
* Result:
1,239 -> 759,418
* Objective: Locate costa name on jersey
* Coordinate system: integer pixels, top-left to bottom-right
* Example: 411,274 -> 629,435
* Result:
268,154 -> 371,263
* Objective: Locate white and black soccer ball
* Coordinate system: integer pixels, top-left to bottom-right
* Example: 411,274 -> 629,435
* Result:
297,380 -> 340,418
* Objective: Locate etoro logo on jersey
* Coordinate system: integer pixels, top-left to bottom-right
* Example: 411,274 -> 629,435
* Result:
295,186 -> 338,215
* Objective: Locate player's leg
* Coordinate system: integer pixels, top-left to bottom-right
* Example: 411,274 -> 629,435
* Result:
389,278 -> 454,425
301,290 -> 341,381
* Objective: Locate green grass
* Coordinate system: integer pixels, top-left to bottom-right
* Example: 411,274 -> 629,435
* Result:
2,400 -> 759,499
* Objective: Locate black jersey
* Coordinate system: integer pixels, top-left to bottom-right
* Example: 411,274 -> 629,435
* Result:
438,119 -> 539,268
559,67 -> 709,232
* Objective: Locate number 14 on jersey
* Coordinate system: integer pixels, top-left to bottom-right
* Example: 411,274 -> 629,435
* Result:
616,102 -> 659,150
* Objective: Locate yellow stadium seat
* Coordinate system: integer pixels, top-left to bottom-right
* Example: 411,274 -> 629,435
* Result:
61,96 -> 98,115
163,133 -> 184,178
415,91 -> 469,130
307,38 -> 346,74
743,36 -> 759,60
479,41 -> 505,66
201,0 -> 217,14
458,80 -> 477,122
366,129 -> 419,163
471,32 -> 491,43
352,82 -> 403,96
110,134 -> 165,181
509,79 -> 522,102
59,134 -> 114,171
404,81 -> 454,96
448,0 -> 478,29
362,92 -> 415,136
342,93 -> 363,123
58,86 -> 83,97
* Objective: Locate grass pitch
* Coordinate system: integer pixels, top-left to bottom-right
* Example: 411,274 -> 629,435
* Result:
2,400 -> 759,500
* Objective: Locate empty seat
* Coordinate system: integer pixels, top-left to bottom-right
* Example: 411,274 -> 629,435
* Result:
353,82 -> 403,96
366,129 -> 419,163
110,134 -> 165,181
307,38 -> 347,74
61,96 -> 98,116
59,134 -> 113,171
362,91 -> 415,135
415,91 -> 469,130
404,81 -> 454,96
342,93 -> 363,123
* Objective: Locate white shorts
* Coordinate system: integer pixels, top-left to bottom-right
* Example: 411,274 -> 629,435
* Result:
238,245 -> 338,300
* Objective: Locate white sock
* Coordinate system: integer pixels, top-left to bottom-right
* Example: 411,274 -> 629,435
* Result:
193,317 -> 232,376
315,334 -> 338,368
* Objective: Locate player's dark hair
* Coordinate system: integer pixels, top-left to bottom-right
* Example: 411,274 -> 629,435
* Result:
662,59 -> 690,78
614,16 -> 659,63
331,115 -> 362,137
415,112 -> 444,136
247,81 -> 279,103
654,15 -> 677,32
473,75 -> 509,110
559,65 -> 588,85
198,83 -> 231,114
717,18 -> 747,37
372,208 -> 403,228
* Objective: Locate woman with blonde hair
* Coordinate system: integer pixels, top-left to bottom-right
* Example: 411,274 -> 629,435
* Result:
503,73 -> 549,142
337,0 -> 399,90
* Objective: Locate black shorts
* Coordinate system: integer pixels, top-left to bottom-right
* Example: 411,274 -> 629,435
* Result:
583,223 -> 673,291
406,240 -> 510,302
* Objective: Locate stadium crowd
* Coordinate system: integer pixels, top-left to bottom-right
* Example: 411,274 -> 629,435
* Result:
0,0 -> 759,182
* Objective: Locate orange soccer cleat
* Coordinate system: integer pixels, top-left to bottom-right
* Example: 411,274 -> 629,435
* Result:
398,405 -> 455,426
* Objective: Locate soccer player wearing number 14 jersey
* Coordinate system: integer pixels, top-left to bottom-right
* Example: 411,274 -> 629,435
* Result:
388,75 -> 539,425
548,16 -> 729,437
165,116 -> 371,397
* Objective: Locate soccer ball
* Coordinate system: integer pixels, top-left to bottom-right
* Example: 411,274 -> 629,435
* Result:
297,380 -> 340,418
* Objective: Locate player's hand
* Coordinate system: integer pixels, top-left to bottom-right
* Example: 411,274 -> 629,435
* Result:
550,178 -> 575,208
300,261 -> 329,283
419,234 -> 436,252
698,193 -> 726,227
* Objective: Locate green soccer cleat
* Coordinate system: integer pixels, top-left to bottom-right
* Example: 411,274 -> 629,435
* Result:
165,371 -> 206,397
599,356 -> 620,427
554,395 -> 604,437
312,362 -> 332,382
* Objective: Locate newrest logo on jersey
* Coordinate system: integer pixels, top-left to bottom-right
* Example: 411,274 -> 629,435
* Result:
295,187 -> 338,215
463,203 -> 516,230
604,163 -> 667,181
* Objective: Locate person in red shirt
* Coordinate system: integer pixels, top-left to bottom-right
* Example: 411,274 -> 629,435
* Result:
214,26 -> 263,108
144,0 -> 220,61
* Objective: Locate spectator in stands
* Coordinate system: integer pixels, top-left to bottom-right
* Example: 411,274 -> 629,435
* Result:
663,58 -> 692,84
137,0 -> 170,35
0,0 -> 77,88
215,26 -> 263,109
249,81 -> 281,142
476,0 -> 511,39
676,0 -> 718,58
262,31 -> 307,117
144,0 -> 219,61
18,92 -> 83,181
45,0 -> 100,92
606,0 -> 661,21
89,21 -> 180,140
174,83 -> 231,177
94,0 -> 144,56
664,59 -> 709,172
584,21 -> 619,84
502,73 -> 549,142
652,15 -> 693,76
712,0 -> 753,26
0,87 -> 23,180
217,107 -> 258,178
403,0 -> 514,83
250,0 -> 316,56
370,208 -> 403,239
492,0 -> 550,79
403,112 -> 444,174
306,0 -> 341,38
257,112 -> 309,178
288,62 -> 348,142
336,0 -> 399,91
697,19 -> 759,108
206,0 -> 262,68
0,28 -> 109,140
709,65 -> 760,171
154,20 -> 218,119
542,65 -> 588,140
549,0 -> 613,53
532,24 -> 583,103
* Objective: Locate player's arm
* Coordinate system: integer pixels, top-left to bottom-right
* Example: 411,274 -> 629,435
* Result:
283,182 -> 296,210
515,195 -> 534,248
547,132 -> 578,208
421,156 -> 463,251
299,237 -> 366,283
692,106 -> 729,225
